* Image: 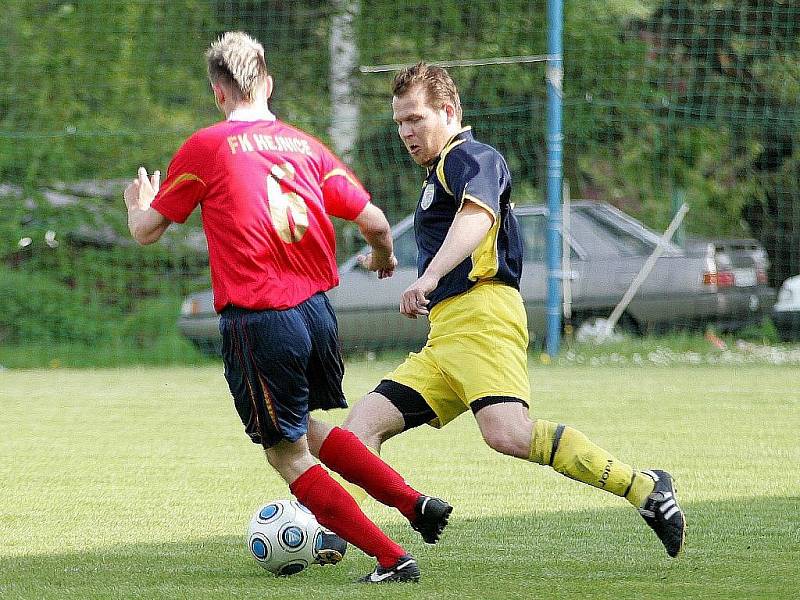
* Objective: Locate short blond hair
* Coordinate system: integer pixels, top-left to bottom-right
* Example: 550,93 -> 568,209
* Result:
393,62 -> 462,120
205,31 -> 269,102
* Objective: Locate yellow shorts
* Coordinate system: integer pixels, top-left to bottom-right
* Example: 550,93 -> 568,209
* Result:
385,281 -> 530,428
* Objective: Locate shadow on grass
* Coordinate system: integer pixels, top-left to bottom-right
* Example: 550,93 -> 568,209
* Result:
1,497 -> 797,600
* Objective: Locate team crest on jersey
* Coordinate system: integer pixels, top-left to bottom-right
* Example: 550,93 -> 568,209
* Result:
421,183 -> 435,210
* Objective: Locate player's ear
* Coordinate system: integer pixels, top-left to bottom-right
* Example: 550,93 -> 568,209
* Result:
444,102 -> 456,124
265,75 -> 274,100
212,83 -> 225,109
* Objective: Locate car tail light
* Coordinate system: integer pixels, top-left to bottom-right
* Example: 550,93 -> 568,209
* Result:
703,270 -> 734,287
756,268 -> 768,284
717,271 -> 735,287
703,251 -> 718,287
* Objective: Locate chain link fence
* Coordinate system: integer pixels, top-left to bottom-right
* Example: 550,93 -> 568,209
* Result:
1,1 -> 797,366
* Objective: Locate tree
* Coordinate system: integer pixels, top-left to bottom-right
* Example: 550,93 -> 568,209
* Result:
0,1 -> 218,184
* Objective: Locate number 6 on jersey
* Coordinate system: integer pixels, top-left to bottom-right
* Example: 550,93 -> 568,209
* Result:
267,163 -> 309,243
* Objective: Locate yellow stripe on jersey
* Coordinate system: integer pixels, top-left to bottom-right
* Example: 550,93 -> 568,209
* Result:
458,191 -> 497,219
322,167 -> 361,189
162,172 -> 206,195
434,137 -> 468,196
468,201 -> 501,281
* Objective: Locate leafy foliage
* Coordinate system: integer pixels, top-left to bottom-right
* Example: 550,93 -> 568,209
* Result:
0,1 -> 218,183
0,1 -> 798,363
0,189 -> 209,363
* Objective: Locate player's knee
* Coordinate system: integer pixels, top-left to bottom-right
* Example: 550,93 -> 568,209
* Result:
342,393 -> 402,447
475,402 -> 532,458
342,400 -> 375,436
482,429 -> 528,458
306,418 -> 333,458
342,397 -> 394,449
264,440 -> 316,483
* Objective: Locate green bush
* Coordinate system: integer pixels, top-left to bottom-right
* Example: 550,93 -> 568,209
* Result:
0,191 -> 210,365
0,267 -> 100,344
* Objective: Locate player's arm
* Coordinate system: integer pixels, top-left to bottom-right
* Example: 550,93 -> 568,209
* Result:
400,201 -> 493,317
124,167 -> 171,245
354,203 -> 397,279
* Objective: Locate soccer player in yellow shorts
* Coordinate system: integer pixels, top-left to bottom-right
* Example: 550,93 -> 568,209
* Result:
337,62 -> 686,558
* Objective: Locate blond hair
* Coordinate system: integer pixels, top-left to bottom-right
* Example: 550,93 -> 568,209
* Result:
205,31 -> 269,102
392,62 -> 462,120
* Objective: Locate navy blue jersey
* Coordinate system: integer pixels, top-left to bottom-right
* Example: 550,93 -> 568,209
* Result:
414,127 -> 523,309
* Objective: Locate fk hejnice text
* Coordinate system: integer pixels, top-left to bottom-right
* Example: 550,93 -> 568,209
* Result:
227,133 -> 313,157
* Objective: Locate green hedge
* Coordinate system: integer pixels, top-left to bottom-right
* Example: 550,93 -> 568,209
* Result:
0,191 -> 211,366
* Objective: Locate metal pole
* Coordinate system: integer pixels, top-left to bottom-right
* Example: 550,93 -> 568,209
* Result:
671,188 -> 687,248
561,180 -> 572,326
545,0 -> 564,357
603,203 -> 690,338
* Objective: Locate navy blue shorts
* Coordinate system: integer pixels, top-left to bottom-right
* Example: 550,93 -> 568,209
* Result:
219,292 -> 347,448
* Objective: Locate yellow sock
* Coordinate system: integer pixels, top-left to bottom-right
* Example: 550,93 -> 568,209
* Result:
626,470 -> 656,508
528,419 -> 654,507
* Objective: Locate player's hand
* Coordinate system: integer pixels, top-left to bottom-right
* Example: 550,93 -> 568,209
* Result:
400,273 -> 438,319
357,252 -> 397,279
124,167 -> 160,211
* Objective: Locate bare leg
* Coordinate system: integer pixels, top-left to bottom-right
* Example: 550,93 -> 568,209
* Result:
473,402 -> 654,507
263,435 -> 318,484
306,417 -> 333,458
342,392 -> 406,452
472,402 -> 533,458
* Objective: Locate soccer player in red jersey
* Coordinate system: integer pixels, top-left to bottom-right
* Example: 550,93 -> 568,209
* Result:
123,32 -> 450,583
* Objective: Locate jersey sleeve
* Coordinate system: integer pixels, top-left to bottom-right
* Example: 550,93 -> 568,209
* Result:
442,146 -> 508,218
317,146 -> 371,220
150,134 -> 209,224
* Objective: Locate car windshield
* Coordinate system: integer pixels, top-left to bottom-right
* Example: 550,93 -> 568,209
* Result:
392,207 -> 651,266
569,209 -> 654,257
518,214 -> 578,261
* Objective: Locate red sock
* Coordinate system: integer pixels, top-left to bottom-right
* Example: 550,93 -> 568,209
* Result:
319,426 -> 421,521
289,465 -> 405,568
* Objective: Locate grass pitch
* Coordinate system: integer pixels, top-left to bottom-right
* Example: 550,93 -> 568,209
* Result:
1,361 -> 798,599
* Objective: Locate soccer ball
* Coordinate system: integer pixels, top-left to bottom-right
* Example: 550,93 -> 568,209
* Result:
247,499 -> 338,576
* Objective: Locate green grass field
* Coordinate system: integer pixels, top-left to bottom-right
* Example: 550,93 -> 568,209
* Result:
1,360 -> 798,599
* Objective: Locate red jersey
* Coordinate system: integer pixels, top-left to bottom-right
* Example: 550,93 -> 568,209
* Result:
151,118 -> 370,312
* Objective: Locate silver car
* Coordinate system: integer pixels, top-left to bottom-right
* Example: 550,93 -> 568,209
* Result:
178,201 -> 776,353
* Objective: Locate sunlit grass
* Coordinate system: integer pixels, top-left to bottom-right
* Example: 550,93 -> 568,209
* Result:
1,363 -> 798,599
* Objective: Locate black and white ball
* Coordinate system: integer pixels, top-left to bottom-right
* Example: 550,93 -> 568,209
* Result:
247,499 -> 327,576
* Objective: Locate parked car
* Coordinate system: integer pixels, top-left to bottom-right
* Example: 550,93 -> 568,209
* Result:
685,237 -> 774,332
178,201 -> 776,354
772,275 -> 800,341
